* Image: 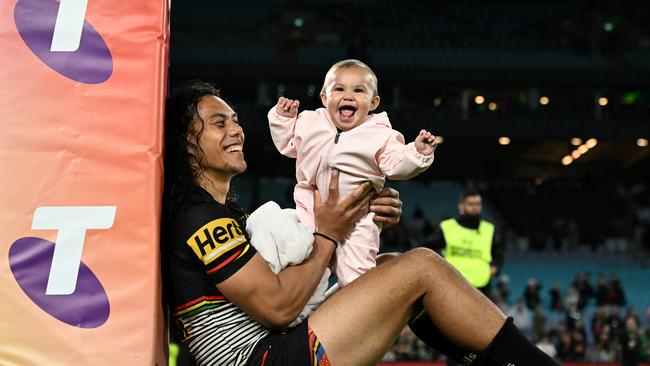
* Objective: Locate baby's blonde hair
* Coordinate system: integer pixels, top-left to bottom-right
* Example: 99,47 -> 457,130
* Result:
321,59 -> 379,97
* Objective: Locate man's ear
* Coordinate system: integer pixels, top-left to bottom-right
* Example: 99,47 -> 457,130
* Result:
320,92 -> 328,107
369,95 -> 381,111
458,203 -> 464,215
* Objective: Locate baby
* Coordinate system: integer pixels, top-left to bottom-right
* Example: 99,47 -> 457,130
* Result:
268,59 -> 437,286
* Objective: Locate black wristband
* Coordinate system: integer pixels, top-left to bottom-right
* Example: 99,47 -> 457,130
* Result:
313,232 -> 339,249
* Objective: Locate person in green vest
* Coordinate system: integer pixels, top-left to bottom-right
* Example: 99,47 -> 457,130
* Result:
428,190 -> 504,298
425,191 -> 505,366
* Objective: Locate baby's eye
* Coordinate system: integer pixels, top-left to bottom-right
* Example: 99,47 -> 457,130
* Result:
334,87 -> 344,91
355,88 -> 365,93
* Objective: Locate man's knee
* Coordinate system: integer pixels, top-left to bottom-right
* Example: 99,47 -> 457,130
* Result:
407,247 -> 442,259
377,252 -> 400,266
404,247 -> 445,268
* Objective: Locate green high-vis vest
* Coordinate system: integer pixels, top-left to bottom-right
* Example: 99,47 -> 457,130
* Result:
440,218 -> 494,288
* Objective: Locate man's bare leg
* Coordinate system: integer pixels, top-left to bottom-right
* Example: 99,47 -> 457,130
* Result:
376,252 -> 482,364
309,248 -> 505,366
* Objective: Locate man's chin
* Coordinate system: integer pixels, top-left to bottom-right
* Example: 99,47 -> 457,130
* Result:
222,161 -> 247,178
234,162 -> 247,175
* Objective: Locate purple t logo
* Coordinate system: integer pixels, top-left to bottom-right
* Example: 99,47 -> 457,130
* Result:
8,206 -> 114,328
14,0 -> 113,83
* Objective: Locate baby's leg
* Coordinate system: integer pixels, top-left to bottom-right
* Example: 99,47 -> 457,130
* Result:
293,184 -> 315,231
334,213 -> 381,286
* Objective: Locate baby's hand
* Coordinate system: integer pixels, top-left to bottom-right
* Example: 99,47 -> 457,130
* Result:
275,97 -> 300,118
414,129 -> 438,156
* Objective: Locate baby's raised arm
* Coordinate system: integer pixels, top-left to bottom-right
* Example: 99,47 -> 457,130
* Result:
378,129 -> 437,180
268,97 -> 301,158
414,129 -> 438,156
276,97 -> 300,118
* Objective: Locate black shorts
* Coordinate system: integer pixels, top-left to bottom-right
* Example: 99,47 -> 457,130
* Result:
245,320 -> 312,366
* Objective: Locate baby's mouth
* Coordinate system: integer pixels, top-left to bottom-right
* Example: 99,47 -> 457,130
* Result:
338,106 -> 357,123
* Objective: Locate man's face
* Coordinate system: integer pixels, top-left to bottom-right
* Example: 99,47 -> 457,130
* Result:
192,95 -> 247,179
459,194 -> 482,216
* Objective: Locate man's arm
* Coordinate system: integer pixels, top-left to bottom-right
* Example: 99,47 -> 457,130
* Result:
217,236 -> 335,328
217,170 -> 375,329
425,224 -> 447,255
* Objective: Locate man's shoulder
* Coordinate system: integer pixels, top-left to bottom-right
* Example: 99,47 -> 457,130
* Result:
479,220 -> 495,228
173,191 -> 239,241
174,196 -> 249,260
176,194 -> 234,224
439,217 -> 457,226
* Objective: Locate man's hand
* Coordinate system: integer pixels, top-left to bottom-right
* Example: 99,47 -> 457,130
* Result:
276,97 -> 300,118
370,187 -> 402,229
313,169 -> 375,244
490,266 -> 498,277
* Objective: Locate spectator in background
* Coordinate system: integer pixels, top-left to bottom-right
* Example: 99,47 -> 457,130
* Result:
557,332 -> 573,362
594,324 -> 616,363
507,300 -> 532,336
394,328 -> 417,360
427,191 -> 504,298
524,278 -> 542,310
568,318 -> 587,360
496,274 -> 511,303
550,283 -> 564,312
566,315 -> 586,337
595,275 -> 609,306
413,338 -> 434,361
626,308 -> 641,325
426,190 -> 506,366
494,296 -> 509,313
592,307 -> 610,343
609,276 -> 627,306
570,330 -> 587,361
621,317 -> 642,366
407,206 -> 430,245
564,284 -> 580,311
572,273 -> 593,310
389,327 -> 436,361
607,307 -> 624,338
536,334 -> 557,360
533,304 -> 548,341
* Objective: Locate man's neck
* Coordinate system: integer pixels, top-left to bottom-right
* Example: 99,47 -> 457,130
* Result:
197,170 -> 231,204
457,214 -> 481,229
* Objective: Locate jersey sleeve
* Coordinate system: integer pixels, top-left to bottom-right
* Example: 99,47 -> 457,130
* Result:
176,202 -> 257,284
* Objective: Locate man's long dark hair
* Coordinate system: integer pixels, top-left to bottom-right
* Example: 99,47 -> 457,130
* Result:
163,79 -> 219,217
162,80 -> 219,314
